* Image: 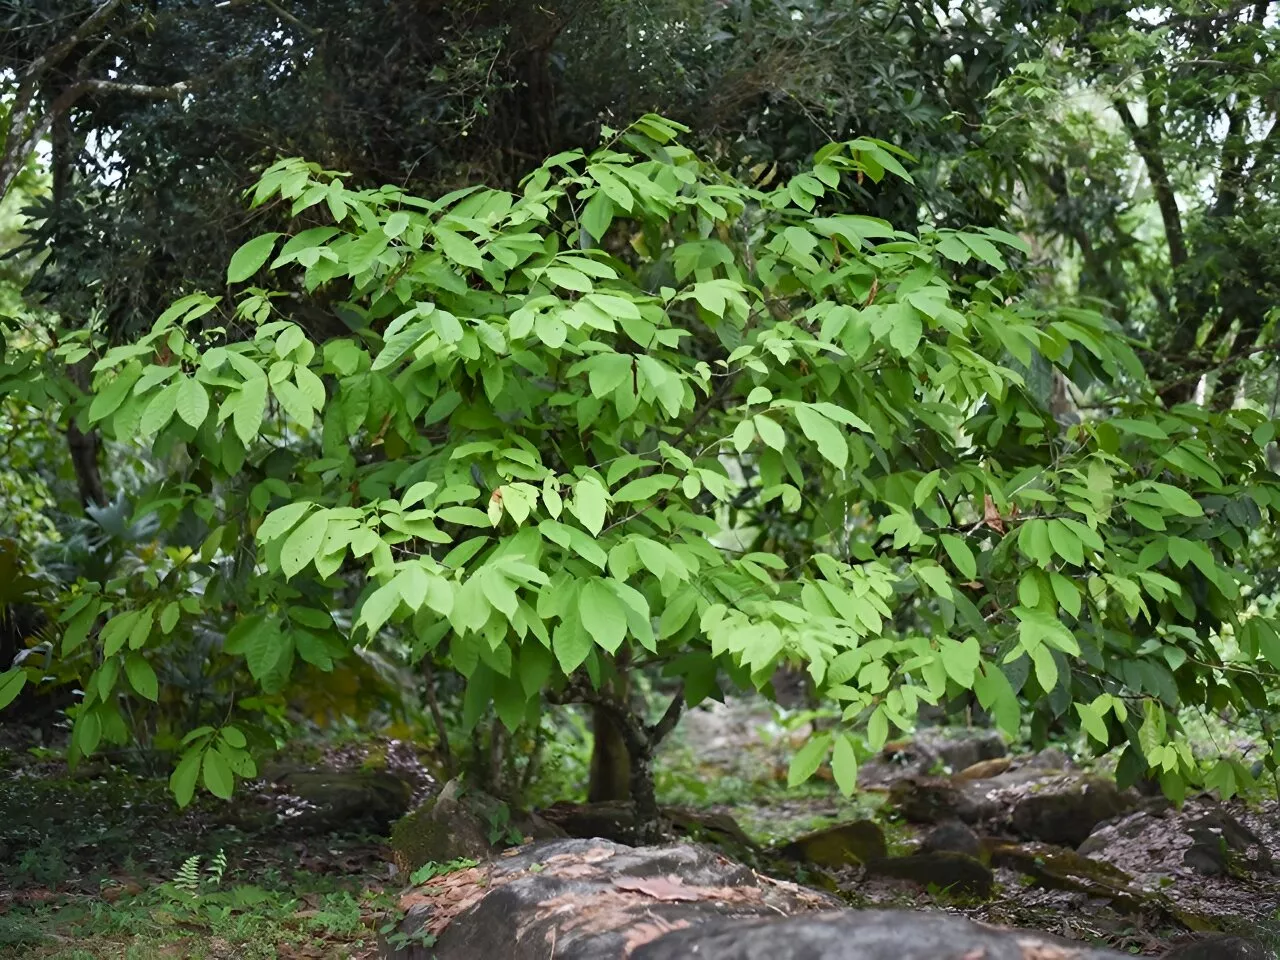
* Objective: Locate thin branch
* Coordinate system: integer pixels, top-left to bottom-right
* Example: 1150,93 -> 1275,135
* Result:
646,683 -> 686,748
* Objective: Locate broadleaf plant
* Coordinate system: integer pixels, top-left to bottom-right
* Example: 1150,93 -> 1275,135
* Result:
32,115 -> 1280,825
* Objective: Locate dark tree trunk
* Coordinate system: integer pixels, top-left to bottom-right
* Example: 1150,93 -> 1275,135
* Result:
65,362 -> 106,508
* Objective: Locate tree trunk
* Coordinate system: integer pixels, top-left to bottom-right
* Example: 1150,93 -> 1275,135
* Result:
587,704 -> 633,803
65,362 -> 106,508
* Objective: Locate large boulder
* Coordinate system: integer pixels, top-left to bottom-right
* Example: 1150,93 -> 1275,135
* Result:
1009,775 -> 1136,847
633,911 -> 1126,959
382,838 -> 1131,960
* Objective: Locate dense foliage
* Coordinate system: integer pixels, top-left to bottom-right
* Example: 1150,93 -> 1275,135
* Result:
1,2 -> 1279,831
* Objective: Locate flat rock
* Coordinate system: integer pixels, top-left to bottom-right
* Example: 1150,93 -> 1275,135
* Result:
633,910 -> 1127,959
383,839 -> 1130,960
384,838 -> 838,960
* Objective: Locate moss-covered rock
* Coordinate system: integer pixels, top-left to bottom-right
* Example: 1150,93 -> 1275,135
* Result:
776,820 -> 888,868
390,780 -> 500,875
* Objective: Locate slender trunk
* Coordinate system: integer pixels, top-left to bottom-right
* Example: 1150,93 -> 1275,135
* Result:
65,362 -> 107,507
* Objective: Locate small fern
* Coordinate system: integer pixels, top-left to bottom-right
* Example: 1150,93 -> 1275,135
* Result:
174,855 -> 202,895
208,849 -> 228,887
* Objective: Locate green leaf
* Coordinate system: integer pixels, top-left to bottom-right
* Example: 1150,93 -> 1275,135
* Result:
940,534 -> 977,580
0,668 -> 27,710
888,303 -> 922,356
435,228 -> 485,270
125,655 -> 159,701
1076,701 -> 1109,745
1031,644 -> 1058,692
866,705 -> 889,750
233,376 -> 268,445
753,415 -> 785,451
170,749 -> 202,808
140,382 -> 181,436
570,478 -> 608,536
257,501 -> 312,543
359,581 -> 404,636
227,233 -> 283,283
939,637 -> 980,686
176,378 -> 210,428
552,620 -> 593,674
281,509 -> 329,578
787,733 -> 832,788
202,748 -> 235,800
794,405 -> 847,470
1111,418 -> 1168,440
831,734 -> 858,797
578,579 -> 627,653
1047,519 -> 1083,567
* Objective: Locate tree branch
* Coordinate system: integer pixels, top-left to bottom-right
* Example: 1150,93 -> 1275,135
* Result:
1112,98 -> 1187,271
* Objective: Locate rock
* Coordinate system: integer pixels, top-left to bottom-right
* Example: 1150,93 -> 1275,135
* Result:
1162,934 -> 1272,960
384,839 -> 1130,959
1077,811 -> 1161,857
269,768 -> 413,833
889,776 -> 987,824
777,820 -> 887,868
1009,775 -> 1135,847
385,838 -> 840,960
633,911 -> 1129,960
989,841 -> 1141,908
864,851 -> 994,898
664,807 -> 759,853
919,821 -> 983,860
916,728 -> 1006,772
1182,809 -> 1272,877
391,779 -> 564,876
1026,747 -> 1072,770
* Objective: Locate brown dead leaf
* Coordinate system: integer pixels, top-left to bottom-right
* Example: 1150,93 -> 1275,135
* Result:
612,876 -> 702,901
983,495 -> 1005,534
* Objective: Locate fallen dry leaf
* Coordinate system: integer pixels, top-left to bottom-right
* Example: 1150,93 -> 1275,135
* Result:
612,876 -> 703,902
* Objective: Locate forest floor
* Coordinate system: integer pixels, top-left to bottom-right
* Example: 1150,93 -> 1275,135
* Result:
2,706 -> 1278,959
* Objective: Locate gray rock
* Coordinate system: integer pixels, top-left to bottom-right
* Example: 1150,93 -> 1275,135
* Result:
634,910 -> 1126,959
384,838 -> 839,960
920,820 -> 983,859
1182,809 -> 1272,877
383,839 -> 1130,960
1162,934 -> 1273,960
1010,775 -> 1136,847
266,768 -> 414,833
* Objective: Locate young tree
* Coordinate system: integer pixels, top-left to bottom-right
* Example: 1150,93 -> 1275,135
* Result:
11,116 -> 1279,829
